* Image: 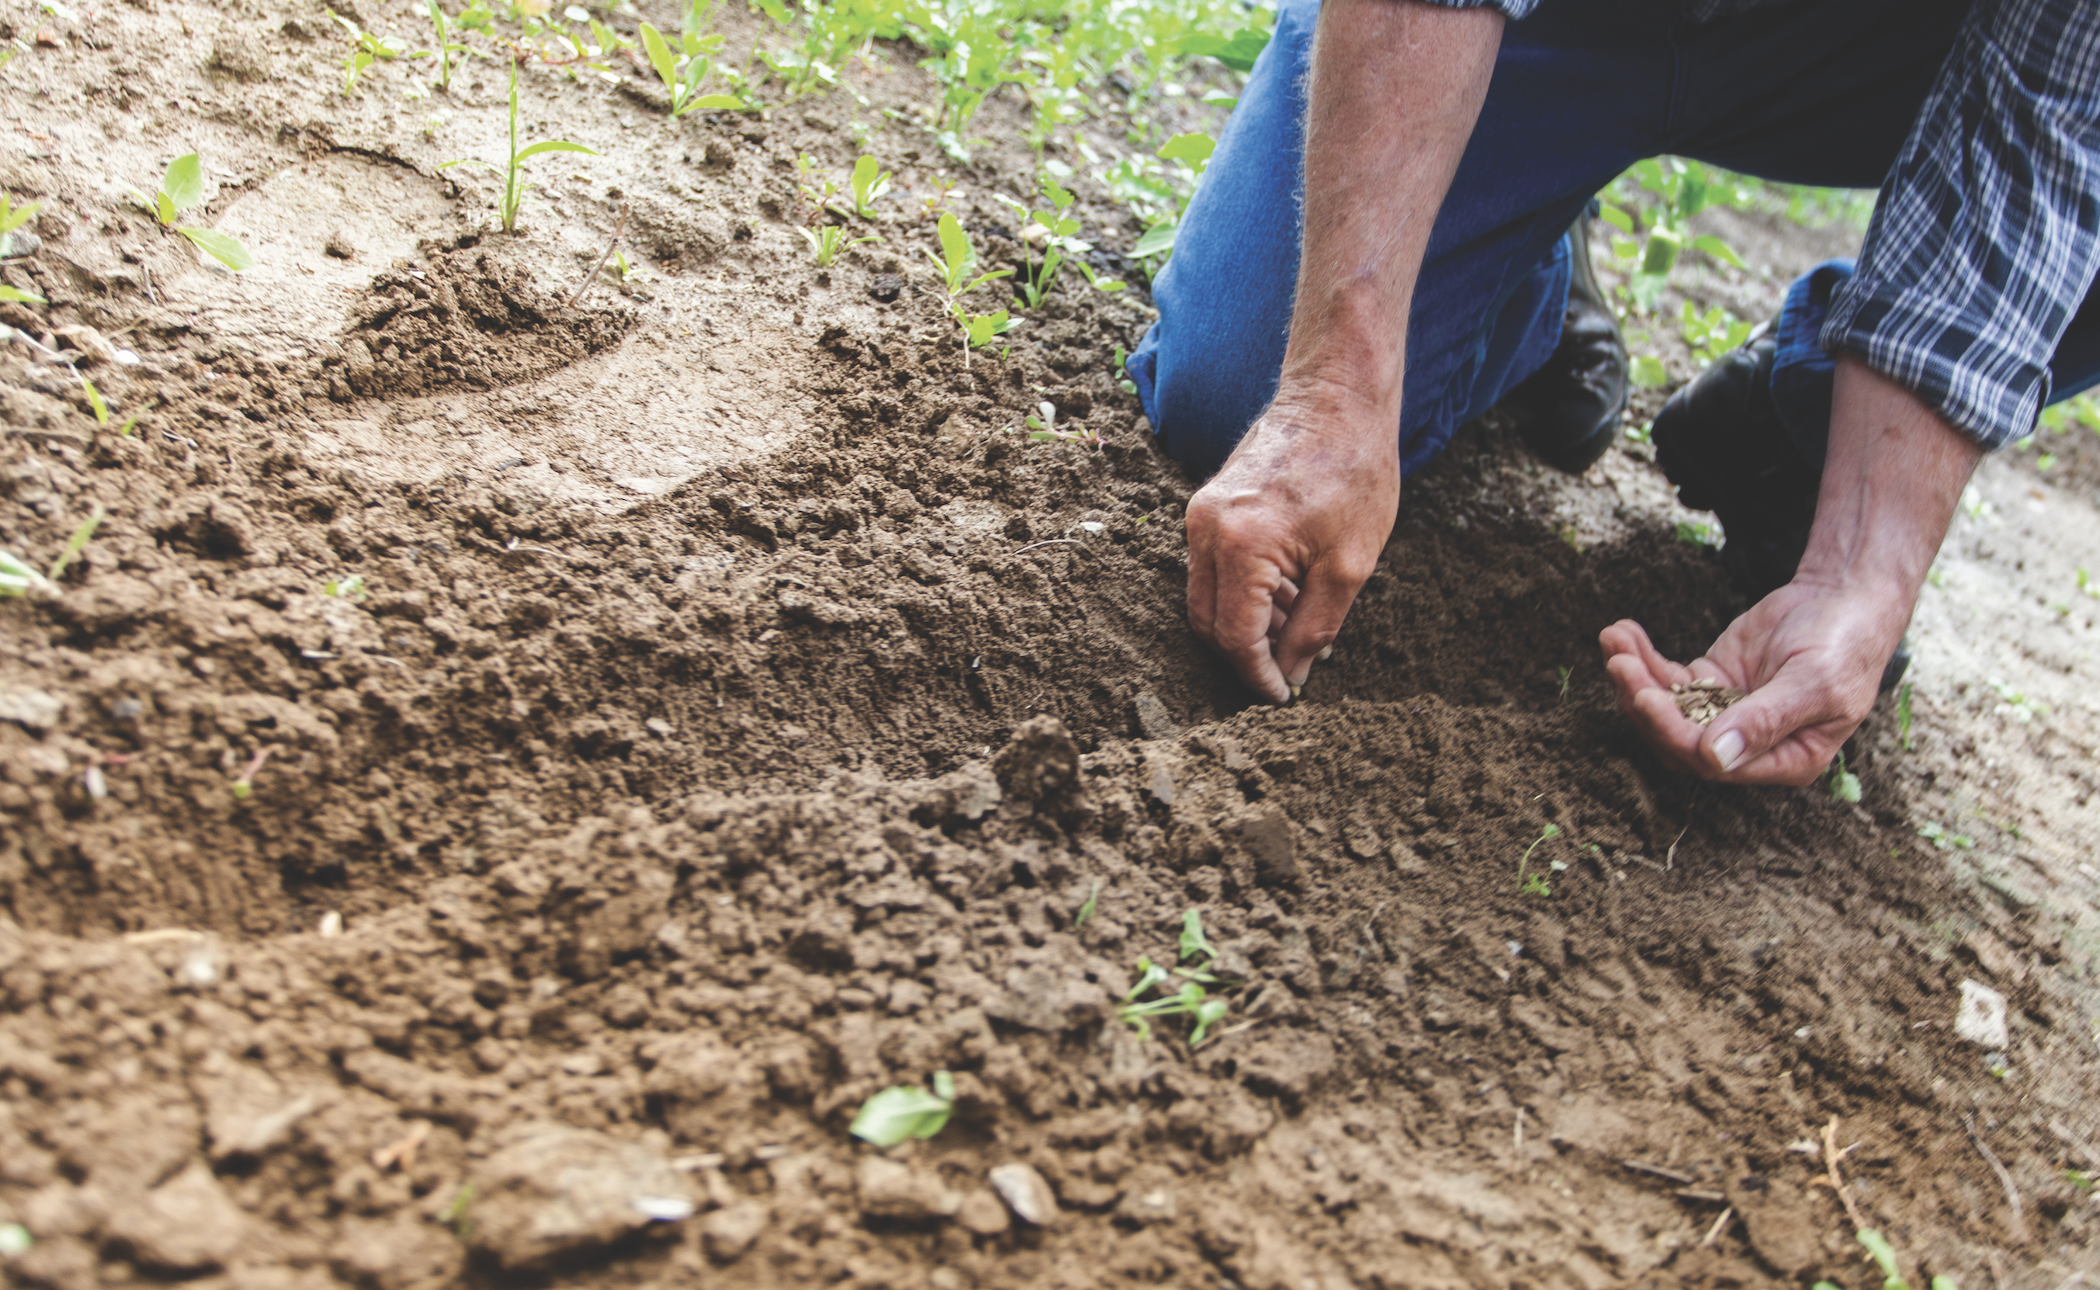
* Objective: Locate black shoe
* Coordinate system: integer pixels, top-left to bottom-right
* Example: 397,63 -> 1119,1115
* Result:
1652,321 -> 1911,693
1501,212 -> 1629,474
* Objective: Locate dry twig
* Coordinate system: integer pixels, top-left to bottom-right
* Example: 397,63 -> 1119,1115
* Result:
1811,1115 -> 1866,1231
371,1121 -> 431,1172
1963,1112 -> 2026,1241
1700,1206 -> 1734,1248
565,204 -> 630,310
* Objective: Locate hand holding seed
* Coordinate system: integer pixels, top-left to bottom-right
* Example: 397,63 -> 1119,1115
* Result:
1184,396 -> 1400,704
1600,576 -> 1899,787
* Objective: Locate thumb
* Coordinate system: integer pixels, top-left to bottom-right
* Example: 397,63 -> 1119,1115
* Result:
1274,560 -> 1366,689
1702,665 -> 1845,784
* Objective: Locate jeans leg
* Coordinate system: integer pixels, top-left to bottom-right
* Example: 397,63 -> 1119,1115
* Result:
1128,0 -> 1663,482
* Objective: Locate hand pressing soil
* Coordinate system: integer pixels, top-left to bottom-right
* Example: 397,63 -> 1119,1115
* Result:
1673,677 -> 1745,726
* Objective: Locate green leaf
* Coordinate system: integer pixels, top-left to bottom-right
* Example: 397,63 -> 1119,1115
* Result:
1597,203 -> 1634,233
161,153 -> 206,215
0,284 -> 44,304
639,23 -> 678,93
964,310 -> 1011,349
1189,997 -> 1229,1046
1173,27 -> 1270,72
1179,908 -> 1217,962
1073,880 -> 1101,928
935,211 -> 973,285
177,226 -> 254,271
155,191 -> 177,227
47,505 -> 104,582
849,1078 -> 954,1147
1157,132 -> 1215,171
514,140 -> 598,163
1630,355 -> 1668,388
0,193 -> 38,235
683,93 -> 747,110
1639,227 -> 1681,276
1132,221 -> 1176,258
1857,1231 -> 1901,1278
1690,234 -> 1746,269
81,376 -> 109,425
749,0 -> 790,23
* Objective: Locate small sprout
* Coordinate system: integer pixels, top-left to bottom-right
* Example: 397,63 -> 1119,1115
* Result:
921,212 -> 1012,369
0,549 -> 53,597
1557,665 -> 1571,700
1827,750 -> 1861,803
0,188 -> 40,260
325,574 -> 367,600
1517,823 -> 1561,897
1072,879 -> 1101,929
848,154 -> 892,219
799,223 -> 877,268
849,1071 -> 955,1146
443,1182 -> 476,1240
999,173 -> 1124,311
1188,996 -> 1228,1047
129,154 -> 253,271
1896,681 -> 1915,751
1178,907 -> 1217,963
639,21 -> 743,115
1917,821 -> 1974,850
2078,567 -> 2100,600
2068,1167 -> 2094,1193
1630,355 -> 1669,388
46,505 -> 105,582
231,746 -> 275,802
1123,957 -> 1170,1003
329,9 -> 426,96
440,63 -> 597,234
0,1223 -> 29,1257
1675,520 -> 1719,549
424,0 -> 468,92
1624,420 -> 1654,445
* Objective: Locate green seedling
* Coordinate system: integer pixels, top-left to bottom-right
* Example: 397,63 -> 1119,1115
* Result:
1680,301 -> 1751,366
1073,879 -> 1101,929
81,375 -> 109,424
1827,750 -> 1861,804
795,153 -> 849,219
849,1071 -> 955,1146
2068,1168 -> 2095,1193
1630,355 -> 1669,388
1557,666 -> 1571,700
1022,401 -> 1102,449
1675,520 -> 1719,549
848,154 -> 891,219
1119,979 -> 1228,1045
1517,823 -> 1561,897
1986,675 -> 2044,723
443,1182 -> 476,1240
0,188 -> 40,277
440,63 -> 596,234
1599,157 -> 1746,313
46,506 -> 104,583
1917,821 -> 1973,851
800,223 -> 876,267
329,9 -> 426,95
229,746 -> 274,802
1128,131 -> 1218,260
1896,682 -> 1914,751
325,574 -> 367,600
639,21 -> 744,115
921,212 -> 1012,368
1179,906 -> 1217,963
128,154 -> 253,272
998,173 -> 1124,309
424,0 -> 468,92
2078,568 -> 2100,600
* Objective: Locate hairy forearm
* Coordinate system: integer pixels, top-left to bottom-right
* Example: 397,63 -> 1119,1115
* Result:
1281,0 -> 1503,429
1795,356 -> 1984,616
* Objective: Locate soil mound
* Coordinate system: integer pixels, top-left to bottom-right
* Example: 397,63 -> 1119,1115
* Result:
331,246 -> 632,399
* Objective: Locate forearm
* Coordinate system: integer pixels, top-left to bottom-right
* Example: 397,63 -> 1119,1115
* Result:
1795,355 -> 1984,620
1281,0 -> 1503,429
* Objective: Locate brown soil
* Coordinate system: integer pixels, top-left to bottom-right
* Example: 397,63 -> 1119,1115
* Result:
3,3 -> 2097,1290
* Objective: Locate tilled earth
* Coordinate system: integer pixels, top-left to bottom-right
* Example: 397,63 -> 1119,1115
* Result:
2,3 -> 2098,1289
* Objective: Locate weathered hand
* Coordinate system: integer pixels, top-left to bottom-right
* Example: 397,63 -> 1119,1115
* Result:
1185,392 -> 1400,703
1599,574 -> 1908,786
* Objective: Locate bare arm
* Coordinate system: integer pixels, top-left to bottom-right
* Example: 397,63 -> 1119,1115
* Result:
1185,0 -> 1504,702
1603,355 -> 1983,784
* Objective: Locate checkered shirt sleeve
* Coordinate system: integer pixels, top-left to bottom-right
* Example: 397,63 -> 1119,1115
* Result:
1411,0 -> 1542,20
1821,0 -> 2100,448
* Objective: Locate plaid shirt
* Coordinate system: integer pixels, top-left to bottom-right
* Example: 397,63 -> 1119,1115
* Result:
1434,0 -> 2100,448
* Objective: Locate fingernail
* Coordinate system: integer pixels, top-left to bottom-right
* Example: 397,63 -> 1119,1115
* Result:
1316,645 -> 1333,662
1712,729 -> 1746,771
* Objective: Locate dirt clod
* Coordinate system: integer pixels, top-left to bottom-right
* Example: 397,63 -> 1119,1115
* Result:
467,1124 -> 698,1268
987,1162 -> 1058,1226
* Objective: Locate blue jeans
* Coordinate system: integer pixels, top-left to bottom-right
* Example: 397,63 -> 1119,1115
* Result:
1128,0 -> 2100,482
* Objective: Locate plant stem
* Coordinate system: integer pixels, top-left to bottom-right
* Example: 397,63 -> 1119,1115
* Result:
565,204 -> 629,309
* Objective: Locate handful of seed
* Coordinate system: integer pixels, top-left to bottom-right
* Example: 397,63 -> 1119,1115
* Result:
1672,677 -> 1745,726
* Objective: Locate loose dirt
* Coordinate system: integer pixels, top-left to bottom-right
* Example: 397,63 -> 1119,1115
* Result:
2,3 -> 2097,1289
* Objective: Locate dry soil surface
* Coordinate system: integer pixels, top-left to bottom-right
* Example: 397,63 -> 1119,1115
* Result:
3,4 -> 2099,1290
